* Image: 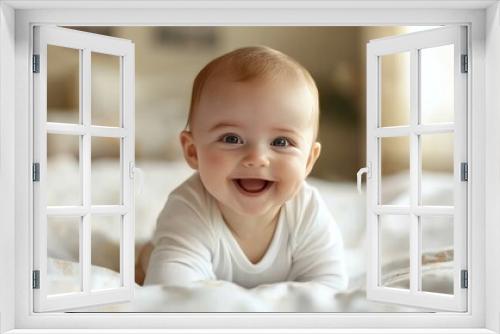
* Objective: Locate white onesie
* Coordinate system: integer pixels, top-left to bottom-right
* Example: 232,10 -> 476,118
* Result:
144,172 -> 348,290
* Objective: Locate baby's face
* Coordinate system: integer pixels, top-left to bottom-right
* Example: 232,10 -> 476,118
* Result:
181,76 -> 321,219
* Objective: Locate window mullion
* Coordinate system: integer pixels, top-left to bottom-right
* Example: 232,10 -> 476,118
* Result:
47,122 -> 85,135
46,205 -> 128,216
409,48 -> 420,294
415,123 -> 454,134
46,123 -> 126,138
81,48 -> 92,294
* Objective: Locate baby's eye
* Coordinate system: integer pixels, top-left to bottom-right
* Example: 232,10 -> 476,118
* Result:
271,137 -> 291,147
221,134 -> 243,144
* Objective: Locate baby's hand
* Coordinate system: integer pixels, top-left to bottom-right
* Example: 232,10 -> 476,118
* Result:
135,242 -> 154,286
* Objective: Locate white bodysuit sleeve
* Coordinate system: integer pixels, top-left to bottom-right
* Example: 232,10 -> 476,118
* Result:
287,185 -> 349,291
144,176 -> 217,286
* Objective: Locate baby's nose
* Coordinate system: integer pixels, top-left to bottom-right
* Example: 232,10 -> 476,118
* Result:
242,147 -> 270,168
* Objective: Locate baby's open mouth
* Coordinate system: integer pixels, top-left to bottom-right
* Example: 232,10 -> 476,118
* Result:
234,178 -> 273,194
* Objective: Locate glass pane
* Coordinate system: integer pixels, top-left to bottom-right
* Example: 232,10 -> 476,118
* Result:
47,216 -> 81,294
47,134 -> 81,206
47,45 -> 80,124
380,52 -> 410,127
91,215 -> 122,290
420,45 -> 454,124
421,133 -> 454,206
91,137 -> 121,205
380,136 -> 410,205
421,216 -> 454,294
379,215 -> 410,289
92,52 -> 121,127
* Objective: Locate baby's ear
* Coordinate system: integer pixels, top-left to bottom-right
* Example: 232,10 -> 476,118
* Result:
305,141 -> 321,177
180,130 -> 199,170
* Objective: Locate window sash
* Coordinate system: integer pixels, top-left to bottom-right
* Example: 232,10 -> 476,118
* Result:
366,26 -> 468,311
32,25 -> 136,312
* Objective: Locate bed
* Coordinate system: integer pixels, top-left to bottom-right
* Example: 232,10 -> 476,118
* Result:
46,155 -> 454,312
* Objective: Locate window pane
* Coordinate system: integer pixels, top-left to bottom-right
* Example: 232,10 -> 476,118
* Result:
47,45 -> 80,124
91,137 -> 122,205
380,136 -> 410,205
47,134 -> 81,206
91,215 -> 122,291
421,133 -> 454,206
421,216 -> 454,294
47,216 -> 81,294
380,52 -> 410,127
92,52 -> 121,127
420,45 -> 454,124
379,215 -> 410,290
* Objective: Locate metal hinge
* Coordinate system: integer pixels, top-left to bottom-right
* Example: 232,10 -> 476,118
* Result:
32,163 -> 40,182
461,54 -> 468,73
461,270 -> 468,289
33,270 -> 40,289
461,162 -> 468,182
33,55 -> 40,73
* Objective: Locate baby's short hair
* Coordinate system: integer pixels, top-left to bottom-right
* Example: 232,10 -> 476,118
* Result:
186,46 -> 320,140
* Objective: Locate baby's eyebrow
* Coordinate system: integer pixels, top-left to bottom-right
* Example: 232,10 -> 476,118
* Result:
208,122 -> 242,132
272,127 -> 304,140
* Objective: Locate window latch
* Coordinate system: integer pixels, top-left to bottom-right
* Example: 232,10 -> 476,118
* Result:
129,162 -> 144,195
356,162 -> 372,194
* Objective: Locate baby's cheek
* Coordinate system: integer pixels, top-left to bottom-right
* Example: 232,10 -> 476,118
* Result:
200,152 -> 233,183
279,157 -> 306,174
204,150 -> 229,167
275,159 -> 305,185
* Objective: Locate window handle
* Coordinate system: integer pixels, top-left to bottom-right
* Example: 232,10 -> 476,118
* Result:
357,163 -> 371,194
129,162 -> 145,196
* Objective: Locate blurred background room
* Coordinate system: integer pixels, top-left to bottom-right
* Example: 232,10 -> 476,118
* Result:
45,26 -> 455,312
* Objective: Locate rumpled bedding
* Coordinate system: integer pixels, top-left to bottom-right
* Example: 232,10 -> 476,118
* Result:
47,156 -> 453,312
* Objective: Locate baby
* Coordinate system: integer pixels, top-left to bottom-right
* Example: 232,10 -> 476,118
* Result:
141,46 -> 348,290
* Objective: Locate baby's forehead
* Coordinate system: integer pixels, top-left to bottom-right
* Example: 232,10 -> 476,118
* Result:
193,74 -> 318,135
204,75 -> 313,108
203,70 -> 314,102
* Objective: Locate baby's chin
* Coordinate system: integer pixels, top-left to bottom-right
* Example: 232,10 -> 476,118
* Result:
216,196 -> 284,219
234,204 -> 280,217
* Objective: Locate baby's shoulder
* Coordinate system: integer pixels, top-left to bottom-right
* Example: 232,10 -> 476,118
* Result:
285,181 -> 332,233
286,181 -> 321,217
169,172 -> 208,202
153,172 -> 219,245
165,172 -> 215,215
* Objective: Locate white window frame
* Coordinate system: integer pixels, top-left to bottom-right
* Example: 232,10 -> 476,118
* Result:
0,1 -> 499,333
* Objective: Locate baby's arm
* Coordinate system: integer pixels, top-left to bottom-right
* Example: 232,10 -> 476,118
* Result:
144,237 -> 215,286
143,193 -> 216,287
135,242 -> 153,286
287,188 -> 348,290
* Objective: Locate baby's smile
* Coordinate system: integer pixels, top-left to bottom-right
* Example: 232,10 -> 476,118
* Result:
233,178 -> 275,196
